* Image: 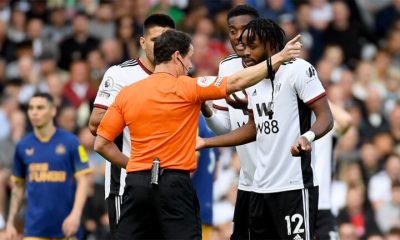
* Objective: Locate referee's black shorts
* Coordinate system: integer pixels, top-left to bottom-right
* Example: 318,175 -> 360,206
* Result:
231,189 -> 252,240
117,170 -> 201,240
249,186 -> 319,240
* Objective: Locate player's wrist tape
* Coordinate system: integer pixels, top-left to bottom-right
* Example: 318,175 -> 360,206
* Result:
301,131 -> 315,143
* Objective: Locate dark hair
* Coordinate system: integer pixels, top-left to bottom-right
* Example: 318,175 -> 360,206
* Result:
227,5 -> 259,22
154,30 -> 191,65
241,18 -> 286,53
31,92 -> 54,105
143,14 -> 175,34
392,179 -> 400,189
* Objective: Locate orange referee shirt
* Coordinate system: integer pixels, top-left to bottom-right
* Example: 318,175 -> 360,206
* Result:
97,73 -> 228,172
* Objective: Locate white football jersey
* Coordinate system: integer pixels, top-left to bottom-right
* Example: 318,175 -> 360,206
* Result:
247,58 -> 325,193
93,59 -> 152,198
212,54 -> 258,192
314,129 -> 337,209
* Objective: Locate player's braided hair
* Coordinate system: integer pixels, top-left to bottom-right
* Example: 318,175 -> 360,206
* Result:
241,18 -> 286,53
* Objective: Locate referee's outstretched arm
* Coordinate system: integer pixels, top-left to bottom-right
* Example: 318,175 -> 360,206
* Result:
225,35 -> 302,94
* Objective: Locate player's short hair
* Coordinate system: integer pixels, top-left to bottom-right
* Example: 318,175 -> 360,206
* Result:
227,5 -> 259,22
241,18 -> 286,53
154,29 -> 191,65
31,92 -> 55,105
143,13 -> 175,34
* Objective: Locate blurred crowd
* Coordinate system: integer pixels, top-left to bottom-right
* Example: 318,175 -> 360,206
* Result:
0,0 -> 400,239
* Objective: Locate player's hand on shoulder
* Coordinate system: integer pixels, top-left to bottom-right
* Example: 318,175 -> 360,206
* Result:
225,90 -> 248,110
279,34 -> 302,62
290,136 -> 311,156
62,212 -> 80,238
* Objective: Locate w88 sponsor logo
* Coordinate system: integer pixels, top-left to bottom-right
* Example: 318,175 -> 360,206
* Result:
256,120 -> 279,134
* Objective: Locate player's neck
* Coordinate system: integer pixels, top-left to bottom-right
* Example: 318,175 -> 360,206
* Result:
154,63 -> 178,77
34,124 -> 56,142
139,57 -> 155,72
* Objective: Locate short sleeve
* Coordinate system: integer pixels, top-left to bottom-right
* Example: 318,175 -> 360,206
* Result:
96,92 -> 126,141
93,66 -> 125,109
179,76 -> 228,103
12,143 -> 26,182
68,136 -> 91,177
195,76 -> 228,102
293,63 -> 326,105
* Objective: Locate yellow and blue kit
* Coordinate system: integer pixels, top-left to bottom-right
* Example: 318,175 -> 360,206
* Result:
12,128 -> 90,238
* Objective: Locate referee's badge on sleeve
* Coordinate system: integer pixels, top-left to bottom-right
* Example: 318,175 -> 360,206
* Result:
197,76 -> 217,87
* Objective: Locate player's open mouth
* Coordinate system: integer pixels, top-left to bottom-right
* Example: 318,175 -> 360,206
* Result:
235,43 -> 244,51
244,59 -> 255,66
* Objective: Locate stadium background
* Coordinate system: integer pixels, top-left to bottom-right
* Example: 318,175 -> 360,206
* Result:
0,0 -> 400,239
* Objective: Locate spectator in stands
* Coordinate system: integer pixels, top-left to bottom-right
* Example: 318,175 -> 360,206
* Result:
62,60 -> 96,109
369,154 -> 400,210
89,3 -> 115,40
44,7 -> 71,44
0,19 -> 16,63
58,12 -> 99,70
26,17 -> 58,60
376,180 -> 400,234
337,184 -> 381,239
115,16 -> 139,61
7,6 -> 26,43
375,0 -> 400,37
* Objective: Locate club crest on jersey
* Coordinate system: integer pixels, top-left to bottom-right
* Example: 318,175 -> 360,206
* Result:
25,147 -> 34,156
56,144 -> 66,155
275,83 -> 281,93
102,76 -> 114,90
197,76 -> 216,87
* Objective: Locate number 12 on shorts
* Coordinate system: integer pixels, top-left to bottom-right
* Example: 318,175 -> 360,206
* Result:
284,214 -> 304,235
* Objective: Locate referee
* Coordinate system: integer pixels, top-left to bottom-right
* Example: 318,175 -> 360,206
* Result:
94,29 -> 302,239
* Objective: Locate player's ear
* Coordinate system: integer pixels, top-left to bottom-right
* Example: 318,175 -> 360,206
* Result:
173,51 -> 180,63
139,36 -> 145,50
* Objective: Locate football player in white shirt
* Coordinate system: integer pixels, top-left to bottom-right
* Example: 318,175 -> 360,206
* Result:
88,14 -> 175,239
197,18 -> 333,240
314,101 -> 352,240
200,5 -> 259,239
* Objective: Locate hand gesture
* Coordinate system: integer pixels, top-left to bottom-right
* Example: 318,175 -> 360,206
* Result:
290,136 -> 311,156
62,212 -> 80,238
279,35 -> 302,62
225,90 -> 248,110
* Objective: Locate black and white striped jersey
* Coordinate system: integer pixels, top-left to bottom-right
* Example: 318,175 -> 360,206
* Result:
93,58 -> 152,198
211,54 -> 258,192
247,58 -> 326,193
